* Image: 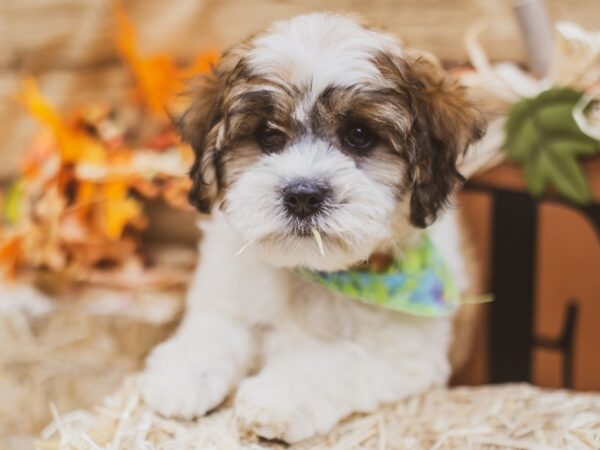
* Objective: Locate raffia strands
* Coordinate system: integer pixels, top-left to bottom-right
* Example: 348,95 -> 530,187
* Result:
37,377 -> 600,450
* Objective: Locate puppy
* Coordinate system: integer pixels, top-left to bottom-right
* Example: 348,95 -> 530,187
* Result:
142,13 -> 483,443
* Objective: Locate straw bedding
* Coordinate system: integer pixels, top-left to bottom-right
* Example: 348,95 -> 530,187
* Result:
3,280 -> 600,450
0,281 -> 184,450
36,376 -> 600,450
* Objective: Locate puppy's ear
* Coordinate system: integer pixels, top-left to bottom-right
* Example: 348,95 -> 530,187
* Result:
389,51 -> 485,227
176,72 -> 224,213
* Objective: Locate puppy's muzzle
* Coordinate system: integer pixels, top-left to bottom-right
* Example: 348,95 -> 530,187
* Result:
282,180 -> 330,220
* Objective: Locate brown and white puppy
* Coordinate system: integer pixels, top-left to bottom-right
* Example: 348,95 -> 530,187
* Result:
142,13 -> 483,443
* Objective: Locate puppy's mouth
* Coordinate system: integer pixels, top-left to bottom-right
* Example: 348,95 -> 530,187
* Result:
292,227 -> 314,238
289,225 -> 349,251
262,223 -> 338,247
288,219 -> 323,237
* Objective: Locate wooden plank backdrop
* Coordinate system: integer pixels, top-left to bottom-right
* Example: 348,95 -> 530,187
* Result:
0,0 -> 599,179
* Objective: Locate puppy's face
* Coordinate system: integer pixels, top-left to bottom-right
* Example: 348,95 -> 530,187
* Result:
180,14 -> 483,271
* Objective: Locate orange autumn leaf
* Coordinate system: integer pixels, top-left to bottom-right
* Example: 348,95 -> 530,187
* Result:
18,78 -> 107,165
57,125 -> 107,166
112,1 -> 218,116
112,2 -> 178,116
76,180 -> 96,206
182,51 -> 220,78
101,181 -> 144,240
0,234 -> 23,278
18,78 -> 64,136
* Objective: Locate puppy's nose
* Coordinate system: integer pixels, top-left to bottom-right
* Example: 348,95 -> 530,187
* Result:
282,181 -> 328,219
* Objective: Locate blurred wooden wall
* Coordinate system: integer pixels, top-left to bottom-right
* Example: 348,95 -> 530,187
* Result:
1,0 -> 599,179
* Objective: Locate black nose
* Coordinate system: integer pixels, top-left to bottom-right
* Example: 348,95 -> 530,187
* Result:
282,181 -> 329,219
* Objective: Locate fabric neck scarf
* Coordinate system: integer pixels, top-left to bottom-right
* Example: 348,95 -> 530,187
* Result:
297,233 -> 459,317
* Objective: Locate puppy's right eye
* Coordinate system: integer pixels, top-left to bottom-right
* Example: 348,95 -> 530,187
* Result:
256,124 -> 286,152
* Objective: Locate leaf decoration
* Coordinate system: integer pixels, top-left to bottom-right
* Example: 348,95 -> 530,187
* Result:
0,234 -> 22,278
2,3 -> 212,283
3,181 -> 23,225
18,78 -> 107,165
505,88 -> 600,204
101,181 -> 145,240
112,1 -> 218,117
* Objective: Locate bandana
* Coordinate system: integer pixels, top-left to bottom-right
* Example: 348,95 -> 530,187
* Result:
297,233 -> 459,317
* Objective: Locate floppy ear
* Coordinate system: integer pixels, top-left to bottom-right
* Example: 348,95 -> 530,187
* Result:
397,51 -> 485,227
175,72 -> 224,214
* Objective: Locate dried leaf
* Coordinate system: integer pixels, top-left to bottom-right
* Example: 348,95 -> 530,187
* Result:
18,78 -> 108,165
112,2 -> 217,116
4,181 -> 24,225
5,5 -> 209,283
0,234 -> 22,277
113,2 -> 179,116
161,177 -> 193,210
183,51 -> 220,78
100,182 -> 144,240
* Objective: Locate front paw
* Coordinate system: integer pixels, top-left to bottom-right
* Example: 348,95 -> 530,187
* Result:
141,339 -> 235,420
235,376 -> 336,443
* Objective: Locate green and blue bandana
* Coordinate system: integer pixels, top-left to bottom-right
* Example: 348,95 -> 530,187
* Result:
298,233 -> 459,317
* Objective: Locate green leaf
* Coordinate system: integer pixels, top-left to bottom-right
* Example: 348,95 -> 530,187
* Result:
548,138 -> 599,157
505,88 -> 600,204
3,181 -> 23,224
544,151 -> 591,204
506,118 -> 538,161
523,156 -> 548,197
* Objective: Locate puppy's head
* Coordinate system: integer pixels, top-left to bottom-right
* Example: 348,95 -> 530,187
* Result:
179,13 -> 484,271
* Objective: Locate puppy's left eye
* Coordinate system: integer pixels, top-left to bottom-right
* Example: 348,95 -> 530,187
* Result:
343,124 -> 376,152
256,124 -> 287,152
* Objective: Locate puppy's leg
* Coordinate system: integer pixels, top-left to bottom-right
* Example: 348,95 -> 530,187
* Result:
235,317 -> 451,442
141,214 -> 285,420
141,309 -> 253,420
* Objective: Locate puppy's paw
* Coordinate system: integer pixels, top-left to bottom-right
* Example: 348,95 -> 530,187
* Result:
235,376 -> 336,443
141,339 -> 235,420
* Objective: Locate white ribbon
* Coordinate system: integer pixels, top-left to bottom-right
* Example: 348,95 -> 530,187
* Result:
573,87 -> 600,140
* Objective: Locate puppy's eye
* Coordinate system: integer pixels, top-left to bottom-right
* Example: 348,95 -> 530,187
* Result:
343,124 -> 376,152
256,124 -> 286,152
